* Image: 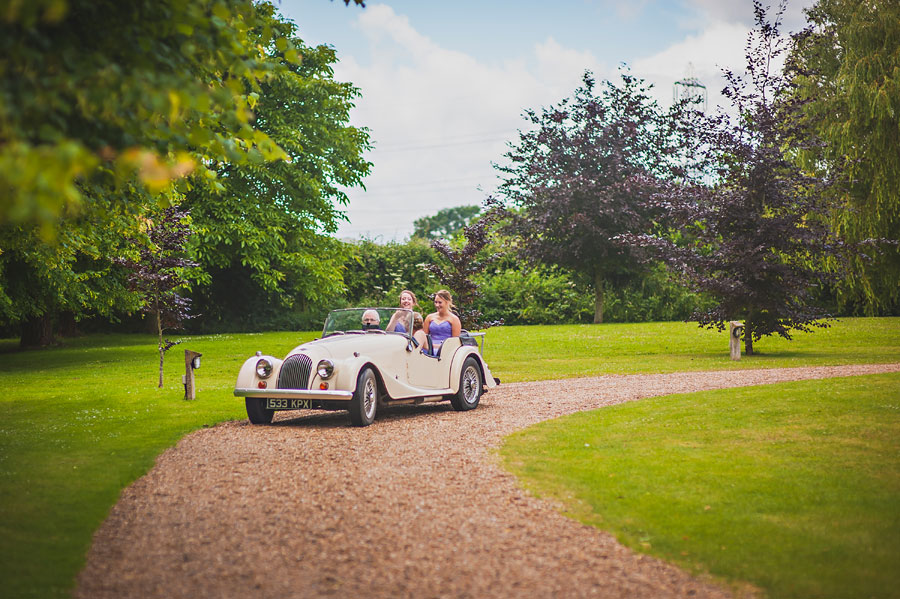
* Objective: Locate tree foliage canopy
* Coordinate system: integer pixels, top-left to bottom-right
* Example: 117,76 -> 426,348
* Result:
411,205 -> 480,241
426,199 -> 508,330
0,0 -> 372,344
1,0 -> 298,233
496,69 -> 686,323
789,0 -> 900,314
623,1 -> 847,353
185,35 -> 372,328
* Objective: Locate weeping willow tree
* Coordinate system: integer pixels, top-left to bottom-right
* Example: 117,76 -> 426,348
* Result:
789,0 -> 900,314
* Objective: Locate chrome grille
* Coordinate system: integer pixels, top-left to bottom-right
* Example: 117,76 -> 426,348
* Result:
278,354 -> 312,389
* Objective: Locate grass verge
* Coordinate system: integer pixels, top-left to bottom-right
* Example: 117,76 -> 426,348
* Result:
499,373 -> 900,599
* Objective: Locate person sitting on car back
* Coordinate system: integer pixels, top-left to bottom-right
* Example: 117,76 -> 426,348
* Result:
412,311 -> 428,349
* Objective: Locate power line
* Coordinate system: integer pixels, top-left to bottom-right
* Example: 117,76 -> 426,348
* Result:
372,128 -> 520,153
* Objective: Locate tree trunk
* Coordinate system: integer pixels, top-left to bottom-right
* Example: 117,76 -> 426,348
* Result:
20,314 -> 54,349
743,318 -> 754,355
57,311 -> 80,337
593,273 -> 604,324
157,308 -> 165,388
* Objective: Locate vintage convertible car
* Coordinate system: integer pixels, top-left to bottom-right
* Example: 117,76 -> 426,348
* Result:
234,307 -> 499,426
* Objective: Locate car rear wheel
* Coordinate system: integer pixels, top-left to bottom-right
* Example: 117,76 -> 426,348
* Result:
451,356 -> 482,411
349,367 -> 378,426
245,398 -> 274,424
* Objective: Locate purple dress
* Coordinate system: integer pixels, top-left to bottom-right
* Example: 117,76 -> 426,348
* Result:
429,319 -> 453,349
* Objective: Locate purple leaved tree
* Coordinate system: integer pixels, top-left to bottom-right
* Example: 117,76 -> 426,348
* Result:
426,198 -> 508,331
116,207 -> 196,386
621,1 -> 848,354
496,68 -> 688,323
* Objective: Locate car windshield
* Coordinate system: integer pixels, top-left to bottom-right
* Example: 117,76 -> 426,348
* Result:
322,308 -> 414,337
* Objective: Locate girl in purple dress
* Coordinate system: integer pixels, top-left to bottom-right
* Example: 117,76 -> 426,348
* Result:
423,289 -> 461,353
387,289 -> 418,333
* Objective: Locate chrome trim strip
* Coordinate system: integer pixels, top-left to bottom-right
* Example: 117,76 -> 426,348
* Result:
234,388 -> 353,401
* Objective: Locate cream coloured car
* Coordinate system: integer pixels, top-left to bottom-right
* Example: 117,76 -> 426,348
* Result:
234,307 -> 498,426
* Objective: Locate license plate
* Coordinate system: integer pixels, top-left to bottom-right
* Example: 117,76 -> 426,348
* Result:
266,398 -> 313,410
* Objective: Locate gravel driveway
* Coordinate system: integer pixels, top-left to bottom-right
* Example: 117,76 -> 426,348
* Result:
75,364 -> 899,599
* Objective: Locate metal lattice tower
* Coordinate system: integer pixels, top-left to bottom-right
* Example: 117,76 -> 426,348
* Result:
673,63 -> 708,112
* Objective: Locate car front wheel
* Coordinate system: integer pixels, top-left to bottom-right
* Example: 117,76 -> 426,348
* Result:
349,367 -> 378,426
245,398 -> 274,424
451,356 -> 482,411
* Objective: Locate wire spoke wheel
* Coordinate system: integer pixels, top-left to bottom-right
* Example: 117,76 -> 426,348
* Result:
350,367 -> 378,426
362,375 -> 376,419
462,366 -> 479,403
451,356 -> 482,411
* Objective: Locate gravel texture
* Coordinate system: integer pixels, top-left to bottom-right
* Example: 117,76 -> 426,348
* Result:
75,364 -> 899,599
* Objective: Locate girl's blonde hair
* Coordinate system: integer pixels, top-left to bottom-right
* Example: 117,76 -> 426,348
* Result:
434,289 -> 455,310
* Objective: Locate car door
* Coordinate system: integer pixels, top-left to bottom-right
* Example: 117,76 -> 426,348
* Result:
406,344 -> 451,390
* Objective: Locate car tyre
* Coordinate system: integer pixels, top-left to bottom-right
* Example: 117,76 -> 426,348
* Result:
451,356 -> 482,411
349,367 -> 378,426
245,398 -> 274,424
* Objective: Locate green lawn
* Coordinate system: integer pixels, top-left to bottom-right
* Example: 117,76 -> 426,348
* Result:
1,318 -> 898,598
480,317 -> 900,381
500,373 -> 900,599
1,331 -> 319,599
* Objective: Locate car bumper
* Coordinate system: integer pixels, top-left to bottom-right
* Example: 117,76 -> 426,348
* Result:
234,388 -> 354,401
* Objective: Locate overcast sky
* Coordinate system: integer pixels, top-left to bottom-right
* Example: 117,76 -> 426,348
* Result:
276,0 -> 814,241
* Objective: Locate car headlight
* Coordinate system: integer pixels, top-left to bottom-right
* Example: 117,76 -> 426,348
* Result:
317,359 -> 334,379
255,358 -> 273,379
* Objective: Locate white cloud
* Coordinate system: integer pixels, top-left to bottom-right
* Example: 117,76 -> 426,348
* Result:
333,5 -> 602,240
687,0 -> 812,30
632,19 -> 750,112
534,37 -> 607,95
328,1 -> 812,240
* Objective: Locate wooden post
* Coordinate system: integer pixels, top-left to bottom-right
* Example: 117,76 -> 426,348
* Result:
729,321 -> 744,361
183,349 -> 202,400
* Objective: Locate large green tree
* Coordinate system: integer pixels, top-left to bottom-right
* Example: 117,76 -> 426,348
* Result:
0,0 -> 364,344
185,36 -> 372,328
0,193 -> 143,346
411,205 -> 480,241
789,0 -> 900,314
1,0 -> 295,232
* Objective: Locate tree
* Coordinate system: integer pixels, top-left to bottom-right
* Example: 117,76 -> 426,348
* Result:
341,239 -> 438,308
115,207 -> 196,387
411,205 -> 481,241
789,0 -> 900,314
0,192 -> 142,347
496,69 -> 685,323
622,1 -> 847,354
0,1 -> 364,343
426,199 -> 508,330
1,0 -> 296,233
185,36 -> 372,328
